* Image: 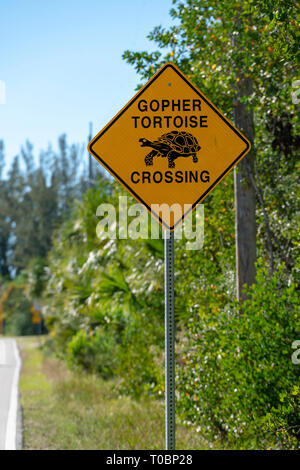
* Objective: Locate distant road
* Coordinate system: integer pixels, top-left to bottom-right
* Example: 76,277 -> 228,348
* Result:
0,338 -> 21,450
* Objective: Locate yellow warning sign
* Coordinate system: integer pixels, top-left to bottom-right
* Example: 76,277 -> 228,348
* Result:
88,63 -> 251,230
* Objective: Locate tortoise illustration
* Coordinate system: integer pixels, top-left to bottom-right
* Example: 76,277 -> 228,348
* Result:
139,131 -> 201,168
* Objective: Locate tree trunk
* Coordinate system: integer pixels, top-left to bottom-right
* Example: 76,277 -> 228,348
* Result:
234,76 -> 256,301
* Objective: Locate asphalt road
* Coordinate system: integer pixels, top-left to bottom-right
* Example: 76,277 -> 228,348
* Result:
0,338 -> 21,450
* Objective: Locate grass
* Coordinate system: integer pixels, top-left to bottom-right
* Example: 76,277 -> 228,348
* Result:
18,336 -> 208,450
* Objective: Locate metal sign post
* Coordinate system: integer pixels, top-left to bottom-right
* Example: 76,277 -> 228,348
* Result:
165,230 -> 175,450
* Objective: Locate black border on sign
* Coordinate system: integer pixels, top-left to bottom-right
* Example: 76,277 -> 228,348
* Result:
88,63 -> 251,231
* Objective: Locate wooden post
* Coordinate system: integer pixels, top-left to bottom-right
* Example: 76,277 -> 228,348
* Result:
234,76 -> 256,301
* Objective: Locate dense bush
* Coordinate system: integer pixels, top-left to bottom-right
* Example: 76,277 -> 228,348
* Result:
176,262 -> 300,448
67,329 -> 117,379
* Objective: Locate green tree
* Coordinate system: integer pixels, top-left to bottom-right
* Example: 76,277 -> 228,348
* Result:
1,135 -> 86,273
123,0 -> 299,278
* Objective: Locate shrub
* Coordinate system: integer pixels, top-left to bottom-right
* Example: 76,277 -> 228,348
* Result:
67,328 -> 117,379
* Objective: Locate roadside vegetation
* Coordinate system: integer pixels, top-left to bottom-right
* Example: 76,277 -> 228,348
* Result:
18,337 -> 206,450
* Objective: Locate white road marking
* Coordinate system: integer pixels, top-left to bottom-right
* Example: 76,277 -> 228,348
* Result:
5,340 -> 21,450
0,340 -> 6,365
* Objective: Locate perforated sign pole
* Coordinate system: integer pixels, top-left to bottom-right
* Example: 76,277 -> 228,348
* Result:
164,230 -> 175,450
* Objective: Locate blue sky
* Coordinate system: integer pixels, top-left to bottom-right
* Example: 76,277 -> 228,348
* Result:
0,0 -> 174,171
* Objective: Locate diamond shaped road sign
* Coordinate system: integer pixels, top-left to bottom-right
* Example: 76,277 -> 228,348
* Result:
88,63 -> 251,231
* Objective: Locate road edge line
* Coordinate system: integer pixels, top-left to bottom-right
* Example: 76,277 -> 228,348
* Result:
5,339 -> 22,450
